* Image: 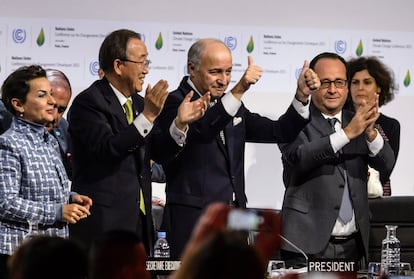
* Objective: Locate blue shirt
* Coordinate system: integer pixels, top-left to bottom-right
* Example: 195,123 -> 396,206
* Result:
0,117 -> 70,255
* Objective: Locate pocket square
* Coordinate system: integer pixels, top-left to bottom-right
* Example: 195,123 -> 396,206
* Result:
233,117 -> 242,126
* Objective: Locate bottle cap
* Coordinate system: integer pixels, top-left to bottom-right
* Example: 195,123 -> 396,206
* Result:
157,231 -> 167,238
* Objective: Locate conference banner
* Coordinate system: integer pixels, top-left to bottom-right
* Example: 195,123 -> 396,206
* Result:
0,17 -> 412,96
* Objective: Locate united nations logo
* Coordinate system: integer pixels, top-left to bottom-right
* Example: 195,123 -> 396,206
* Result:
295,67 -> 302,80
224,36 -> 237,51
139,33 -> 146,43
334,40 -> 347,54
12,28 -> 26,44
89,61 -> 100,76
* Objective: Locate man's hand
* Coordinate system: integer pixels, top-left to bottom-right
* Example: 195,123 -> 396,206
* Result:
142,80 -> 169,123
364,95 -> 380,142
231,56 -> 263,100
295,60 -> 320,104
175,91 -> 210,131
344,96 -> 379,141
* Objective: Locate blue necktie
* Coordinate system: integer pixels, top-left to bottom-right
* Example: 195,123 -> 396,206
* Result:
328,118 -> 353,223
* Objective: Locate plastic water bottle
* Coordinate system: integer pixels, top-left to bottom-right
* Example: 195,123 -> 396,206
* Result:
381,224 -> 400,276
154,231 -> 170,258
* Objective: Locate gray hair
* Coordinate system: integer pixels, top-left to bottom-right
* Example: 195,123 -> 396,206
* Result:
187,38 -> 228,70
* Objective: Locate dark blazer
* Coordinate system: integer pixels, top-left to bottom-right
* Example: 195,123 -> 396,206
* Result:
68,78 -> 180,255
278,104 -> 395,259
375,113 -> 400,183
0,100 -> 12,135
51,118 -> 72,179
156,76 -> 309,258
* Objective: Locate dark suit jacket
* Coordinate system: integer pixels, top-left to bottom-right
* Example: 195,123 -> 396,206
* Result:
156,76 -> 309,258
278,104 -> 395,259
0,100 -> 12,135
68,78 -> 181,255
376,113 -> 400,184
51,118 -> 72,179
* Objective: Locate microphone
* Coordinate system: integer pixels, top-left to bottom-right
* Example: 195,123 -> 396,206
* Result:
279,234 -> 309,272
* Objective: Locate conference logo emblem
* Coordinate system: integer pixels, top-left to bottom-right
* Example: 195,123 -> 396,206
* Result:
224,36 -> 237,51
295,67 -> 302,80
36,28 -> 45,47
334,40 -> 346,54
355,39 -> 364,57
138,33 -> 146,43
12,28 -> 26,44
246,36 -> 254,53
404,70 -> 411,87
155,32 -> 163,50
89,61 -> 99,76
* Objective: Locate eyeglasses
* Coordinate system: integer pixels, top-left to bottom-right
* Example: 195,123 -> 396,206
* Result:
55,105 -> 67,114
120,58 -> 151,68
320,79 -> 348,89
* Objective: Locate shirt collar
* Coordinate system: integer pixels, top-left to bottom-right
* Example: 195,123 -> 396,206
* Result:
322,111 -> 343,123
186,78 -> 203,98
108,82 -> 132,106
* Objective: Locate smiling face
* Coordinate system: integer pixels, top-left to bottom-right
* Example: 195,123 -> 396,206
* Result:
311,58 -> 349,116
12,77 -> 55,125
117,38 -> 149,97
189,41 -> 232,99
350,69 -> 380,106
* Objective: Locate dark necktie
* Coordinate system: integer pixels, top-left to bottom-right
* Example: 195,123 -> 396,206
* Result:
124,100 -> 146,215
374,123 -> 391,196
328,118 -> 353,223
209,100 -> 226,145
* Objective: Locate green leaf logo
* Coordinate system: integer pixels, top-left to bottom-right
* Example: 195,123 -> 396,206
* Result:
404,70 -> 411,87
36,28 -> 45,46
155,32 -> 163,50
356,40 -> 363,57
246,36 -> 254,53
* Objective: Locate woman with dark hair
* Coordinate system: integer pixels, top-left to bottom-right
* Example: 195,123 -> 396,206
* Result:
0,65 -> 92,279
347,56 -> 400,196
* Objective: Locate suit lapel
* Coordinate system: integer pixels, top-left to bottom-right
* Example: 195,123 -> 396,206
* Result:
340,109 -> 354,156
99,79 -> 128,128
310,104 -> 348,181
224,114 -> 242,162
309,104 -> 333,136
183,78 -> 229,158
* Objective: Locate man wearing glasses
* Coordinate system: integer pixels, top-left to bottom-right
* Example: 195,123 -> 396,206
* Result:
278,52 -> 395,269
68,29 -> 209,255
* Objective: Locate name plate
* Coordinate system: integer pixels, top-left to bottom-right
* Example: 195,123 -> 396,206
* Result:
308,259 -> 357,273
146,260 -> 181,273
